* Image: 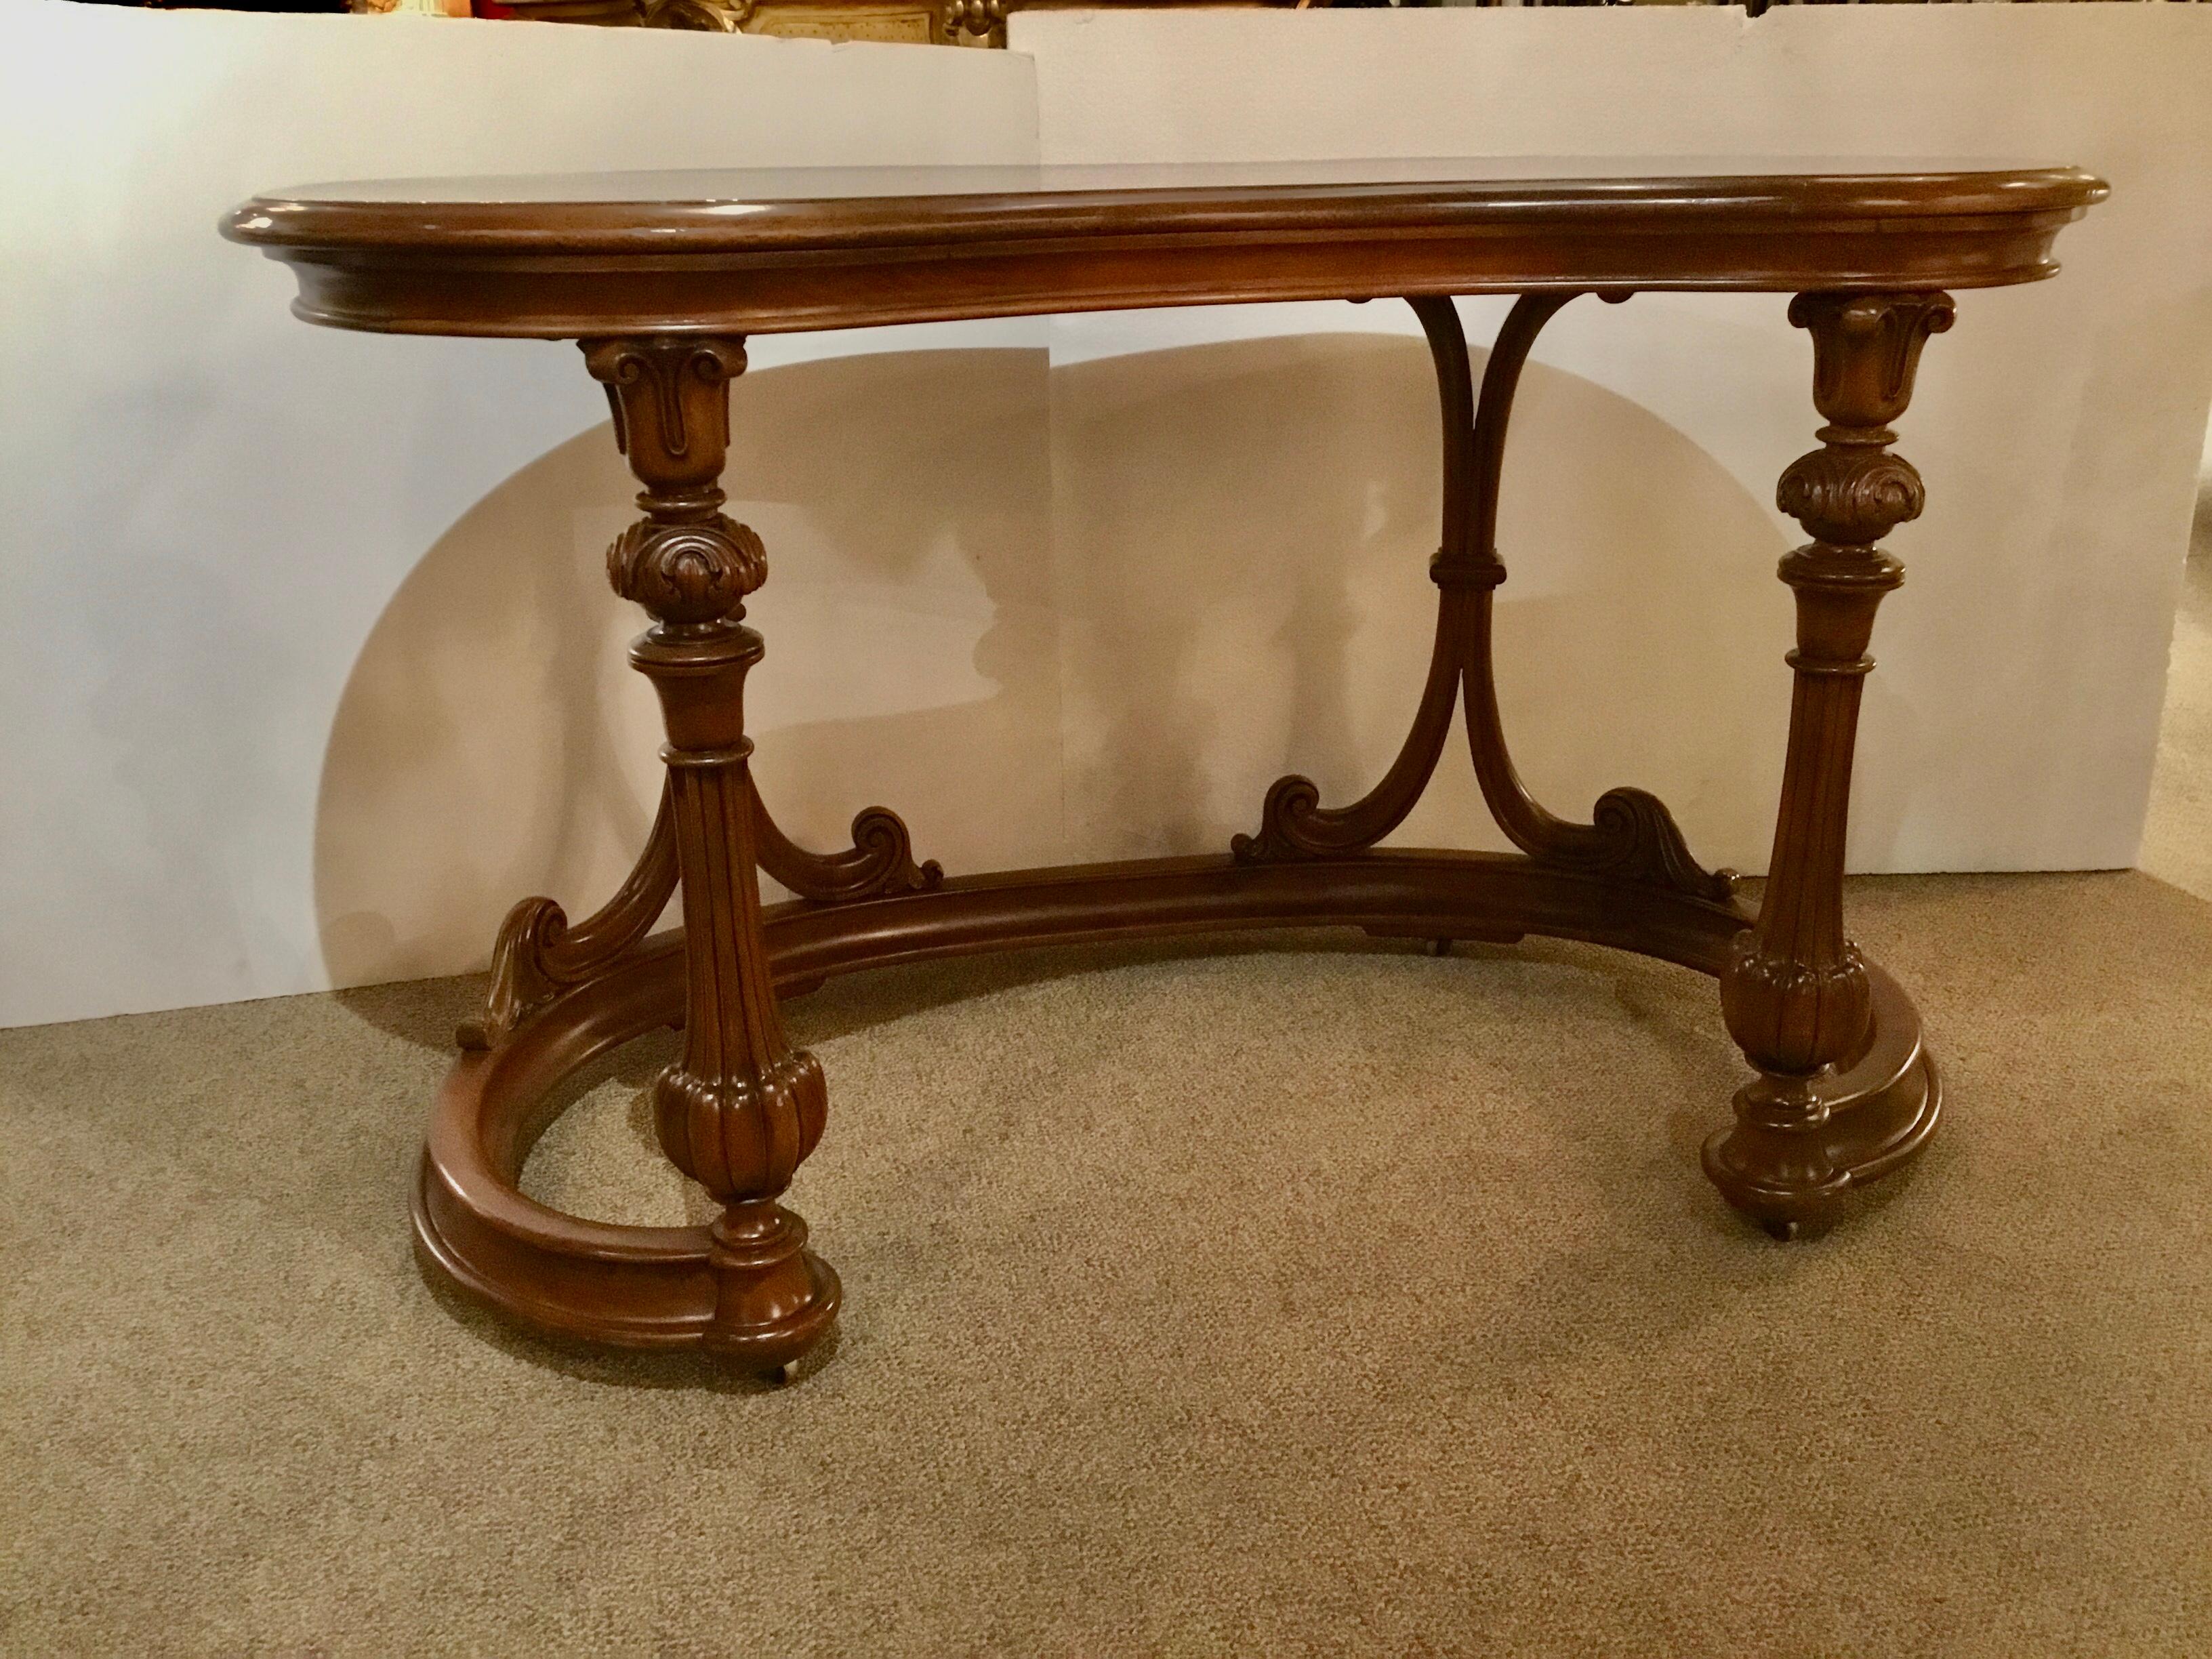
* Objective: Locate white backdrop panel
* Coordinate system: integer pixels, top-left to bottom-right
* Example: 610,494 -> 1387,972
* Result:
1017,6 -> 2212,879
0,1 -> 1043,1027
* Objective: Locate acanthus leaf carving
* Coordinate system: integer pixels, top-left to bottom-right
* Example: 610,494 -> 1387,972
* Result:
607,515 -> 766,628
1775,446 -> 1925,550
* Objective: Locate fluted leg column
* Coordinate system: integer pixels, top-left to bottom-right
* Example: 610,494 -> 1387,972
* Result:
1708,292 -> 1954,1235
583,334 -> 838,1368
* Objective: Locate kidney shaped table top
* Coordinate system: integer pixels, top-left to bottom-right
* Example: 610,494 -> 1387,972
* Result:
226,157 -> 2104,333
226,159 -> 2105,1374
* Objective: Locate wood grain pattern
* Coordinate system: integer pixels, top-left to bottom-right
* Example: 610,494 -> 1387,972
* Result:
220,161 -> 2099,1367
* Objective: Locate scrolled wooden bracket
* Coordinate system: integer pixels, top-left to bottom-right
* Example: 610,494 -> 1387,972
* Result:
754,797 -> 944,903
1233,290 -> 1732,906
458,783 -> 680,1050
1584,788 -> 1738,902
1231,617 -> 1464,864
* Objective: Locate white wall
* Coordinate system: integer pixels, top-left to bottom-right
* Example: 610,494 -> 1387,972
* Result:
1015,6 -> 2212,879
0,0 -> 1044,1026
5,2 -> 2208,1029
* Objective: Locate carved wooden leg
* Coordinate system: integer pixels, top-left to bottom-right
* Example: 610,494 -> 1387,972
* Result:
582,333 -> 838,1367
1707,293 -> 1954,1235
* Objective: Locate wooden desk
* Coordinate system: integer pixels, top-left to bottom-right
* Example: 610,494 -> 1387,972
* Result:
225,160 -> 2106,1373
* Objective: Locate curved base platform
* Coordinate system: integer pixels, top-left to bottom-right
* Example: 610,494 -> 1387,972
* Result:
1702,968 -> 1942,1238
414,849 -> 1941,1358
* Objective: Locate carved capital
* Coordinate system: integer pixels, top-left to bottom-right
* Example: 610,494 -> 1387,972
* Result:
1789,291 -> 1954,432
583,335 -> 766,631
582,335 -> 746,499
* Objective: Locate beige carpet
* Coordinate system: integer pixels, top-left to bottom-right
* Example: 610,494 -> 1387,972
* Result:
6,876 -> 2212,1655
7,549 -> 2212,1654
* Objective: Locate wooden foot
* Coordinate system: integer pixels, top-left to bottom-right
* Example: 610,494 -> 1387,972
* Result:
704,1200 -> 841,1370
1705,964 -> 1942,1234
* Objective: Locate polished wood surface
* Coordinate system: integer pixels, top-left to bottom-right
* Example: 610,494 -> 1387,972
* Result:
222,160 -> 2104,335
227,161 -> 2103,1370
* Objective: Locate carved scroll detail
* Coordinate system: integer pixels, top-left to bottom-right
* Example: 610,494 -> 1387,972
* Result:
754,798 -> 944,903
1233,291 -> 1731,905
1585,789 -> 1737,901
458,783 -> 680,1050
1231,617 -> 1463,863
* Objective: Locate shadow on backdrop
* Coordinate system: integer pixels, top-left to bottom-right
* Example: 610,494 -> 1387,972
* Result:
1050,329 -> 1796,864
316,331 -> 1794,1044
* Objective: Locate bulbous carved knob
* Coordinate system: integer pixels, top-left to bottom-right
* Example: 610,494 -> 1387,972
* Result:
607,516 -> 766,627
1721,933 -> 1873,1099
1776,446 -> 1926,549
655,1048 -> 828,1202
